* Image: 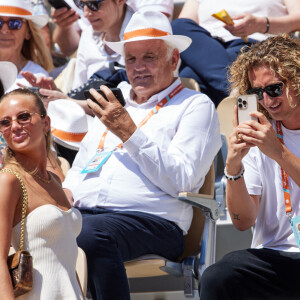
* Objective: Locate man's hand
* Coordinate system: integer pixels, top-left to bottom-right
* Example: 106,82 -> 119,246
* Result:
226,105 -> 253,175
87,86 -> 137,142
20,71 -> 58,90
236,111 -> 283,160
51,7 -> 80,28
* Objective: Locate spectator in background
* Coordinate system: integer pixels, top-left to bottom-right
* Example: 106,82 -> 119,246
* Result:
51,0 -> 174,89
0,0 -> 53,91
0,61 -> 18,168
172,0 -> 300,106
199,34 -> 300,300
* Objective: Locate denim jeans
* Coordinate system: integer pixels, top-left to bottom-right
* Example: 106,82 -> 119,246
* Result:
171,18 -> 257,106
77,207 -> 185,300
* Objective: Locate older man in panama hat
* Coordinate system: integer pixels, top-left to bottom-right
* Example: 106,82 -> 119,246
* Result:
63,10 -> 222,300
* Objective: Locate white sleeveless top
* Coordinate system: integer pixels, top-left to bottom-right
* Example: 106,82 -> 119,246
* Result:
11,205 -> 83,300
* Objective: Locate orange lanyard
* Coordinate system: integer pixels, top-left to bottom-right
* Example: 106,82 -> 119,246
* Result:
96,83 -> 184,151
276,121 -> 292,215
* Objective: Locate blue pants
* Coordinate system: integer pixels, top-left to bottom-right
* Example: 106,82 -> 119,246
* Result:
171,18 -> 256,106
77,207 -> 185,300
199,248 -> 300,299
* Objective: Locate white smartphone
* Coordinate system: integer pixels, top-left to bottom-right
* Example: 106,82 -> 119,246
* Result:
237,94 -> 258,124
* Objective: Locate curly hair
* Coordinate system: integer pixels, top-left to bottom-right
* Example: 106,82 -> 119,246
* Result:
229,34 -> 300,111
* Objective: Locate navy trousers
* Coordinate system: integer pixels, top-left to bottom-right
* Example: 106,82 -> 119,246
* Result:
77,207 -> 185,300
171,18 -> 256,106
199,248 -> 300,300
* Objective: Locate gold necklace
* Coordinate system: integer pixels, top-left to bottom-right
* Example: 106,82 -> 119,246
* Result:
32,171 -> 52,184
21,165 -> 52,184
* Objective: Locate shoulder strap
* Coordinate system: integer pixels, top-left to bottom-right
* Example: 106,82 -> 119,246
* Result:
1,168 -> 28,251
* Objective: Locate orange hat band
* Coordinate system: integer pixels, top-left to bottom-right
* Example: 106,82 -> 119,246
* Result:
52,128 -> 87,143
0,6 -> 32,16
124,28 -> 170,41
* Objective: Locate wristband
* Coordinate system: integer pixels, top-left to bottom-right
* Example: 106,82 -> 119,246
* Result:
224,164 -> 245,181
264,17 -> 270,34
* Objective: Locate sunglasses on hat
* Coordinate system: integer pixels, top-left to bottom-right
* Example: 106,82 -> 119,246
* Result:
246,82 -> 284,101
0,18 -> 25,30
74,0 -> 104,11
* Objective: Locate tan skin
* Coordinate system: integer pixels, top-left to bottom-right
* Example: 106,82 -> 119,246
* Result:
226,65 -> 300,231
20,0 -> 127,112
0,95 -> 72,299
0,16 -> 31,72
64,39 -> 180,203
179,0 -> 300,37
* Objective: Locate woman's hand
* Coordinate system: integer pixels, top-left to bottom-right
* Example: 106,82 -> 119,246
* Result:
20,71 -> 58,90
224,14 -> 267,37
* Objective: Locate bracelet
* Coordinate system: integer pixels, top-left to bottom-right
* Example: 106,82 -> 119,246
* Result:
224,164 -> 245,181
264,17 -> 270,34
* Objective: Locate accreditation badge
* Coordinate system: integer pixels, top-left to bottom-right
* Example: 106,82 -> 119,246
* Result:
81,151 -> 113,174
290,216 -> 300,250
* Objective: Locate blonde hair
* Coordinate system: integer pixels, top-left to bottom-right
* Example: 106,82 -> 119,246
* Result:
0,89 -> 52,168
229,34 -> 300,114
22,20 -> 53,72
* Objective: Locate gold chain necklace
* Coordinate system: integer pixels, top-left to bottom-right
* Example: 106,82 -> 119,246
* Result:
21,166 -> 52,184
32,171 -> 52,184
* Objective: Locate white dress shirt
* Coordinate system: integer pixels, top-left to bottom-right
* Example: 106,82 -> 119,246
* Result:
72,6 -> 134,89
63,78 -> 221,233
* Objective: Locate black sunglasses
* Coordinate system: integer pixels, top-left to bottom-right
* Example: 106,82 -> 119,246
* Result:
74,0 -> 104,11
0,112 -> 44,133
246,82 -> 284,101
0,18 -> 24,30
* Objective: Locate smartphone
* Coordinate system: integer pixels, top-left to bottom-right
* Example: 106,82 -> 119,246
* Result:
48,0 -> 71,9
84,88 -> 126,107
237,94 -> 258,124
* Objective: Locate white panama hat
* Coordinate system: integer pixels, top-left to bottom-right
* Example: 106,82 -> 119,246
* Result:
0,61 -> 17,92
0,0 -> 48,28
106,10 -> 192,56
48,100 -> 94,151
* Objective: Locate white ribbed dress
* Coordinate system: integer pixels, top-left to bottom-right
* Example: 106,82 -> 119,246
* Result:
11,205 -> 83,300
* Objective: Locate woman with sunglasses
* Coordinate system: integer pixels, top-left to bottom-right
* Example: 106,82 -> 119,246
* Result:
199,34 -> 300,300
0,88 -> 84,299
0,0 -> 53,92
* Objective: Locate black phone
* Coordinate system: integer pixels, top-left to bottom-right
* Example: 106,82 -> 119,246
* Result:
48,0 -> 71,9
84,88 -> 126,107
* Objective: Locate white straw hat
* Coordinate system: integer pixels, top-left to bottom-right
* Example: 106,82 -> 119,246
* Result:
48,100 -> 94,151
0,61 -> 17,92
106,10 -> 192,56
0,0 -> 48,28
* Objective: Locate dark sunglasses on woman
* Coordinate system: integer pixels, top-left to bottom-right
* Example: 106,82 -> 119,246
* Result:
246,82 -> 284,101
0,112 -> 44,133
0,18 -> 25,30
74,0 -> 104,11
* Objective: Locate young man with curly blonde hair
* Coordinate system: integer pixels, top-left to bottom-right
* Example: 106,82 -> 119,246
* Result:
199,34 -> 300,300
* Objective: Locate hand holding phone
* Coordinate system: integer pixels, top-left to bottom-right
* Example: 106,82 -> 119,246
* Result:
237,94 -> 258,124
84,88 -> 126,107
48,0 -> 71,9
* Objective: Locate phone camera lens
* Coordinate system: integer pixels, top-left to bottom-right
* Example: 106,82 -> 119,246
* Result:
238,103 -> 243,108
242,100 -> 247,105
238,98 -> 242,103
